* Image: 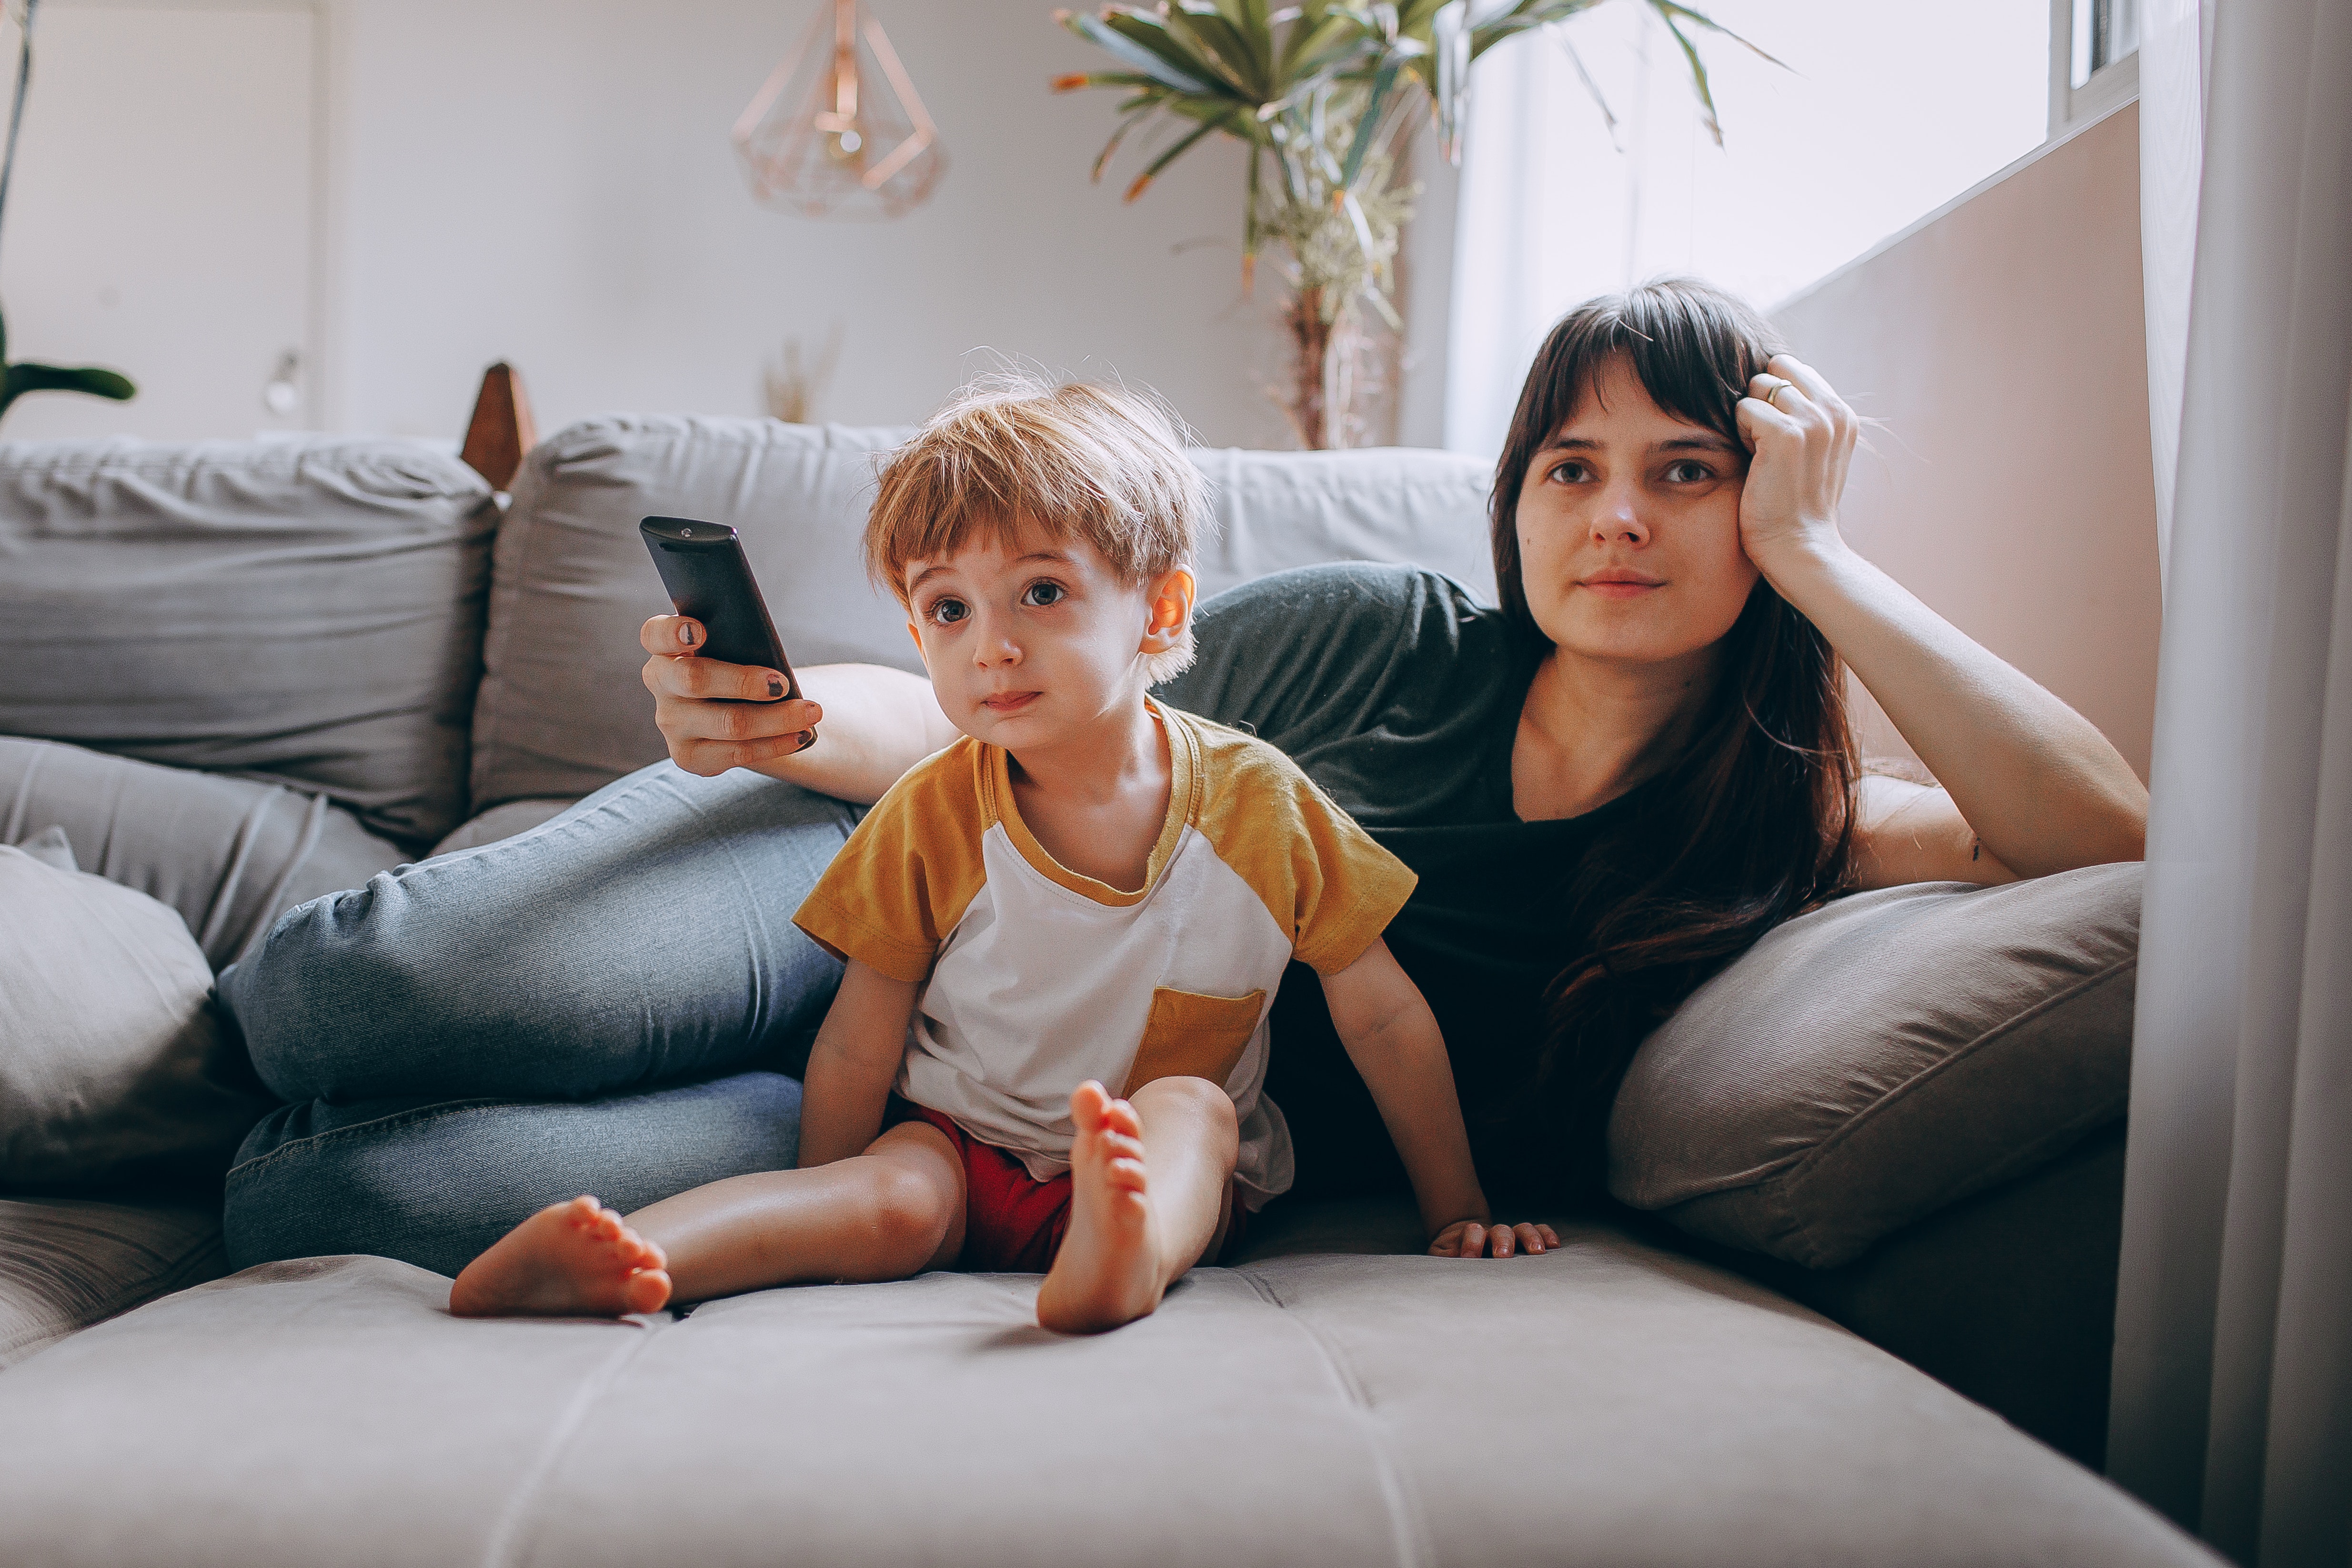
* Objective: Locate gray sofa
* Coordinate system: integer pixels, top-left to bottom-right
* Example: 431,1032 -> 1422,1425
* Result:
0,424 -> 2209,1565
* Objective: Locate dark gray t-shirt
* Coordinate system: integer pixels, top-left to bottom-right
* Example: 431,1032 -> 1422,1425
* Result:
1161,563 -> 1649,1202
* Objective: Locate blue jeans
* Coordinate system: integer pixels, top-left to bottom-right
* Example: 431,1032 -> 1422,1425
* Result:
218,762 -> 861,1278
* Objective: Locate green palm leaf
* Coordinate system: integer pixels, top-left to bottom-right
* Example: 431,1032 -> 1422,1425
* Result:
0,360 -> 137,418
1060,11 -> 1216,94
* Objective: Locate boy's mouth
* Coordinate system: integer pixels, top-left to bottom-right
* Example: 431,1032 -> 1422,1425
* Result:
981,690 -> 1043,714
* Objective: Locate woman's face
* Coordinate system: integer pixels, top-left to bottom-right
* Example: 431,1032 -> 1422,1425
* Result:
1513,354 -> 1759,670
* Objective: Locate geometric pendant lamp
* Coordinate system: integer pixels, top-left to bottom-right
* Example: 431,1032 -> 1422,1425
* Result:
732,0 -> 946,221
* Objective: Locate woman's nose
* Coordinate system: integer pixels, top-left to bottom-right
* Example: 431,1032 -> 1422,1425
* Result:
1589,487 -> 1649,546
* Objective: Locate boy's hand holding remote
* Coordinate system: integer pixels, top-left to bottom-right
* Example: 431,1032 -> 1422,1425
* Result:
451,377 -> 1549,1334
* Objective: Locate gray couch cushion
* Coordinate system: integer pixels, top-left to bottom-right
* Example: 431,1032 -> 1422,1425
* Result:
1,737 -> 408,971
470,417 -> 1497,809
0,1198 -> 224,1369
0,438 -> 496,847
1608,863 -> 2141,1268
0,846 -> 271,1194
0,1227 -> 2212,1567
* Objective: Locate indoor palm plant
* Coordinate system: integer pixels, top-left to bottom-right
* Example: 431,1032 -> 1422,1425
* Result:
1055,0 -> 1756,448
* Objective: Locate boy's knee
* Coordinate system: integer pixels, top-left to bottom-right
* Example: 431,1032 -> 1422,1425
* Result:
863,1162 -> 956,1266
1138,1075 -> 1240,1150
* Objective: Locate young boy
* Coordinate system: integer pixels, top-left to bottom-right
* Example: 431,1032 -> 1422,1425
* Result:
451,378 -> 1554,1333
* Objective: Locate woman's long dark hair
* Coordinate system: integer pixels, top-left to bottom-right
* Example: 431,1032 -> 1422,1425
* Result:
1489,279 -> 1859,1195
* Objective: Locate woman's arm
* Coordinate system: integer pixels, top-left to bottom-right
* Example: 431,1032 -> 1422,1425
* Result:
1735,357 -> 2148,887
639,614 -> 958,805
1321,939 -> 1559,1259
796,959 -> 920,1167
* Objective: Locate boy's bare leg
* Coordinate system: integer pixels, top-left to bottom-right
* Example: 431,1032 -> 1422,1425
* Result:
627,1120 -> 966,1303
1036,1076 -> 1239,1334
450,1195 -> 673,1318
448,1122 -> 963,1317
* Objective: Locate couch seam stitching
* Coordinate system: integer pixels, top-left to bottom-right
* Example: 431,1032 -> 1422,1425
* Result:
1233,1266 -> 1434,1568
480,1317 -> 667,1568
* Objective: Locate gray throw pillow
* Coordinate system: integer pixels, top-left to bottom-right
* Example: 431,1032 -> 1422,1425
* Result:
1607,863 -> 2140,1268
0,845 -> 272,1193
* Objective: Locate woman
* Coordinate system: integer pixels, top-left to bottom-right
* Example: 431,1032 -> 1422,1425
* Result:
221,280 -> 2145,1269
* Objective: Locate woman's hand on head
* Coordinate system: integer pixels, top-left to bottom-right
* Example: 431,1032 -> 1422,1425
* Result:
1733,353 -> 1859,583
639,614 -> 823,776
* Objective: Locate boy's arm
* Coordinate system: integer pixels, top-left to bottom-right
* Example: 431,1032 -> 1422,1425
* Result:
797,959 -> 920,1166
1319,938 -> 1561,1259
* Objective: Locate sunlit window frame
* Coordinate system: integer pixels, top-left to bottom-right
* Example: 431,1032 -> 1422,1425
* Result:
2050,0 -> 2142,136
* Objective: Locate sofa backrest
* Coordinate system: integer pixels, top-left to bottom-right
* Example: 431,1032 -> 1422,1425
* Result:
0,439 -> 496,848
470,416 -> 1497,810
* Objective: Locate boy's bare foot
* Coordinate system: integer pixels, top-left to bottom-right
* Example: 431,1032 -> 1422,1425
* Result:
449,1195 -> 673,1318
1037,1081 -> 1163,1333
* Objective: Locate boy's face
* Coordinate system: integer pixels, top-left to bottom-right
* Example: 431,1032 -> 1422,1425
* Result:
902,522 -> 1192,752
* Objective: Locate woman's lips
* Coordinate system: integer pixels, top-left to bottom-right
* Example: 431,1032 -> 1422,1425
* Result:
1579,576 -> 1663,600
981,691 -> 1042,713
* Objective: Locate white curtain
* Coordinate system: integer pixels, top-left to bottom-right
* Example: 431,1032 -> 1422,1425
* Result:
2135,0 -> 2206,585
2108,0 -> 2352,1562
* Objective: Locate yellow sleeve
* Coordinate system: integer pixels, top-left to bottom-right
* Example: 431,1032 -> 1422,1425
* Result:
792,740 -> 992,984
1185,717 -> 1418,976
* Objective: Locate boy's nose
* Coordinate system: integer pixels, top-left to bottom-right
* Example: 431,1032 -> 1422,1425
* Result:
972,627 -> 1022,668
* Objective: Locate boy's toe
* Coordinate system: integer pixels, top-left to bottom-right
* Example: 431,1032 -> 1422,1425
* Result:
621,1268 -> 673,1315
1070,1080 -> 1112,1129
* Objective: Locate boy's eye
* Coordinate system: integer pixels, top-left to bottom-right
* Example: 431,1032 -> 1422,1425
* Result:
928,597 -> 969,625
1021,580 -> 1066,608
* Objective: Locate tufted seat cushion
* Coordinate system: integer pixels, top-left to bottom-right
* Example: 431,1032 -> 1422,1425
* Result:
0,1212 -> 2212,1568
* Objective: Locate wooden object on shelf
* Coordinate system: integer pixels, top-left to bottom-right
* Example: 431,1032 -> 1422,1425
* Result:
459,362 -> 537,492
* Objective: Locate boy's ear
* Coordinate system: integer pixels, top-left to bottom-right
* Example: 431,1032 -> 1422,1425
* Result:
906,620 -> 929,668
1142,568 -> 1196,651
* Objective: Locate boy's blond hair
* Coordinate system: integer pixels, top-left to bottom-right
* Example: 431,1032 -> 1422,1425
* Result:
865,375 -> 1211,683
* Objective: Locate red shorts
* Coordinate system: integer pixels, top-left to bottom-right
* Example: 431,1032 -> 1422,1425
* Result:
885,1099 -> 1246,1274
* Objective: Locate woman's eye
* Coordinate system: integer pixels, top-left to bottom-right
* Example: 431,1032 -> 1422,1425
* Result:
1548,460 -> 1591,484
1664,460 -> 1712,483
929,597 -> 969,625
1021,580 -> 1066,608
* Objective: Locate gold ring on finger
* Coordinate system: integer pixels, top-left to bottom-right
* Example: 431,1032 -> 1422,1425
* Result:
1769,381 -> 1802,411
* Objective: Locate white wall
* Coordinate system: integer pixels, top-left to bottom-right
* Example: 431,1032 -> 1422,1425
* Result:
1774,102 -> 2162,780
323,0 -> 1293,446
11,0 -> 1296,447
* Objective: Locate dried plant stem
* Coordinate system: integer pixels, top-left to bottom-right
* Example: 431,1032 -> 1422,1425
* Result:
1284,286 -> 1333,452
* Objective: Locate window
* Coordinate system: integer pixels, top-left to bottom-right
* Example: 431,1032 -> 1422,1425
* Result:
1443,0 -> 2055,456
2052,0 -> 2142,133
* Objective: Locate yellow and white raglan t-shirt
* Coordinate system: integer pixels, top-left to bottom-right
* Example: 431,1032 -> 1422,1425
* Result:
793,700 -> 1417,1210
